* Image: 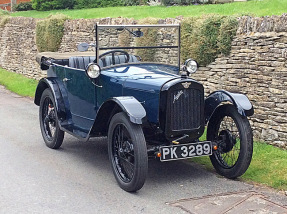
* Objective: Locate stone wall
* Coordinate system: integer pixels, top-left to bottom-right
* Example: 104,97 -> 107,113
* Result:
193,15 -> 287,148
59,17 -> 137,53
0,17 -> 45,79
59,17 -> 180,65
0,15 -> 287,148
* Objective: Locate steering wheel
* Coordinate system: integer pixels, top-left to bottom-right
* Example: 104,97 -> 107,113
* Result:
99,50 -> 130,65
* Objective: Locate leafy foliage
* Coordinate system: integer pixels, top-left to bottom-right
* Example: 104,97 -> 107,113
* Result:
161,0 -> 205,6
31,0 -> 139,10
0,15 -> 10,28
36,14 -> 69,52
192,15 -> 222,66
218,16 -> 238,55
14,2 -> 34,11
0,9 -> 10,16
135,18 -> 158,62
74,0 -> 124,9
181,15 -> 238,66
122,0 -> 148,6
11,0 -> 287,19
180,17 -> 197,64
32,0 -> 76,11
0,9 -> 10,28
118,30 -> 131,47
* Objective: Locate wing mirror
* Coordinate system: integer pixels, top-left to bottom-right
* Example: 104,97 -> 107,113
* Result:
77,43 -> 97,52
118,27 -> 144,38
134,29 -> 144,38
77,43 -> 89,52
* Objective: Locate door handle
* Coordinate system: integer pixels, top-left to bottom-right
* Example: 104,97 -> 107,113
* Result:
63,78 -> 71,82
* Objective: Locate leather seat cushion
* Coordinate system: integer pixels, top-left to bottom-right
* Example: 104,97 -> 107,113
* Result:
69,54 -> 139,70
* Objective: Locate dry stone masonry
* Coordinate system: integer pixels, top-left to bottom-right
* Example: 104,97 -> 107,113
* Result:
0,17 -> 45,79
194,15 -> 287,148
0,15 -> 286,148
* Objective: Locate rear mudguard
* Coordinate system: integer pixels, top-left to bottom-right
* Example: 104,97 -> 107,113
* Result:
89,96 -> 146,137
34,77 -> 69,123
205,90 -> 254,124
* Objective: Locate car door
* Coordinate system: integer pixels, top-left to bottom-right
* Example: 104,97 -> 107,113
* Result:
63,67 -> 97,135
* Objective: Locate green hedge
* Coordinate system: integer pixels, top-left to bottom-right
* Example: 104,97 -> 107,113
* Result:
118,15 -> 237,66
0,15 -> 10,28
161,0 -> 209,6
135,18 -> 159,62
0,9 -> 10,28
32,0 -> 75,11
32,0 -> 144,10
74,0 -> 124,9
0,9 -> 9,16
218,16 -> 238,56
181,15 -> 238,66
122,0 -> 148,6
33,14 -> 237,66
118,30 -> 131,47
31,0 -> 150,11
36,14 -> 68,52
14,2 -> 34,11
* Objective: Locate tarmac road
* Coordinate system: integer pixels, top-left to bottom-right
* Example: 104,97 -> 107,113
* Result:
0,85 -> 286,214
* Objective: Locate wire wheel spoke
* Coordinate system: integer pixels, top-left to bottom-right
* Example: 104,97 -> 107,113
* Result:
112,124 -> 135,182
118,156 -> 134,178
42,97 -> 56,141
216,116 -> 241,168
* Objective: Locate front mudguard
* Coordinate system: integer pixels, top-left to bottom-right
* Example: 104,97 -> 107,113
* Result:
89,96 -> 146,137
205,90 -> 254,124
111,96 -> 147,125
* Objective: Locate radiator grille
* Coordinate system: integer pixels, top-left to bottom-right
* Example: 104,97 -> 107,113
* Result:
168,88 -> 203,131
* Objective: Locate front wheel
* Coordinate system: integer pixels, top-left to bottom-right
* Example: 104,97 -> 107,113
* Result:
207,105 -> 253,179
108,112 -> 148,192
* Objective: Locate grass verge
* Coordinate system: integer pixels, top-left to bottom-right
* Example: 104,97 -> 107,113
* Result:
9,0 -> 287,19
0,67 -> 38,97
192,134 -> 287,191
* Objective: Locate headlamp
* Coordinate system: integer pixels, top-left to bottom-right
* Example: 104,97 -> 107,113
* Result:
86,63 -> 101,79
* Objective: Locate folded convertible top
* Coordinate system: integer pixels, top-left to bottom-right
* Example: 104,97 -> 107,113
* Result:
36,52 -> 96,63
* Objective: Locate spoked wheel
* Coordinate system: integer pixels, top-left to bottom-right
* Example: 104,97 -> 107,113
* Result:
108,112 -> 148,192
207,105 -> 253,178
39,89 -> 64,149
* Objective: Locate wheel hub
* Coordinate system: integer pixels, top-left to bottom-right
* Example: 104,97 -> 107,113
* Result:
218,130 -> 236,153
123,141 -> 133,153
118,141 -> 133,157
45,104 -> 56,127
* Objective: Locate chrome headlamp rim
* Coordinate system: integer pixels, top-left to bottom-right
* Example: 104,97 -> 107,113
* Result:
86,63 -> 101,79
184,59 -> 198,74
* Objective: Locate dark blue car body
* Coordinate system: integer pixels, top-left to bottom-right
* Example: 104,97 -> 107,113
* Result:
35,59 -> 253,143
34,24 -> 254,192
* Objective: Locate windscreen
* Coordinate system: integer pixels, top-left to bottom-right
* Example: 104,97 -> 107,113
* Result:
97,25 -> 180,67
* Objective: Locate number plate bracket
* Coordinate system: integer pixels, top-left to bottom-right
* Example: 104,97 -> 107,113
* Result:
159,141 -> 212,162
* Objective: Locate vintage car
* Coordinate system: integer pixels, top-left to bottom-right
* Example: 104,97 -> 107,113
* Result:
35,24 -> 254,192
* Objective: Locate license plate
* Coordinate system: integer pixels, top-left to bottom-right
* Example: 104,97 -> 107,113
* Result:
160,141 -> 212,162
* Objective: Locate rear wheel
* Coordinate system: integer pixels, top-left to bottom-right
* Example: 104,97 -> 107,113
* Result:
108,112 -> 148,192
39,89 -> 64,149
207,105 -> 253,178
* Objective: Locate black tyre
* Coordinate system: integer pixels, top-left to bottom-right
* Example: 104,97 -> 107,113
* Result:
39,89 -> 64,149
207,105 -> 253,179
108,112 -> 148,192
